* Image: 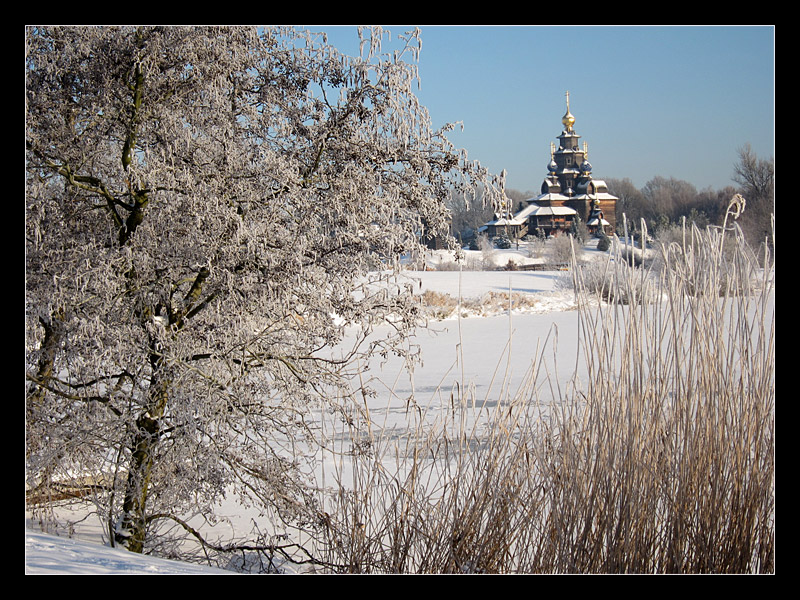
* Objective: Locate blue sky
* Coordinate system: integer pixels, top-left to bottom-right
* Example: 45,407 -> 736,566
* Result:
301,25 -> 774,195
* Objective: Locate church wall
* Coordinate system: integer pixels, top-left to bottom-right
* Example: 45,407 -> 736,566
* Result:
598,199 -> 617,231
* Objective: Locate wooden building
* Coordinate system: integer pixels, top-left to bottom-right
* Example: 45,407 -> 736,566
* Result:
485,92 -> 617,238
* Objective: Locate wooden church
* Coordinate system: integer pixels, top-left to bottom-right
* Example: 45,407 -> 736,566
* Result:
486,92 -> 617,239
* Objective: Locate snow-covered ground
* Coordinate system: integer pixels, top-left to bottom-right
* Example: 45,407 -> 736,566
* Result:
25,530 -> 232,574
23,240 -> 609,574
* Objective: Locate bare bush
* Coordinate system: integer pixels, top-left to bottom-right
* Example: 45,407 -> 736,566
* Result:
548,234 -> 583,265
526,236 -> 546,259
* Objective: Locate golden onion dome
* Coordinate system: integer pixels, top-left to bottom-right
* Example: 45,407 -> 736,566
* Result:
562,109 -> 575,131
562,91 -> 575,132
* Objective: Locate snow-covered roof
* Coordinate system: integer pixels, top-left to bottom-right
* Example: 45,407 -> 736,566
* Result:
573,192 -> 618,201
533,193 -> 570,203
513,203 -> 542,220
486,213 -> 525,226
486,215 -> 527,226
574,179 -> 618,200
529,206 -> 577,216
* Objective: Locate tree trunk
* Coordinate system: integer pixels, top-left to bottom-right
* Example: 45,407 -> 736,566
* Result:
114,265 -> 208,552
27,310 -> 65,405
115,344 -> 170,553
26,310 -> 67,498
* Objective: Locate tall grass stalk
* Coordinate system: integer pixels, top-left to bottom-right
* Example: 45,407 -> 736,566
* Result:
319,209 -> 774,573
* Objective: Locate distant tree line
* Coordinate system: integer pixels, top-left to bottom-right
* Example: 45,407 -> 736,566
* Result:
446,144 -> 774,253
606,143 -> 773,251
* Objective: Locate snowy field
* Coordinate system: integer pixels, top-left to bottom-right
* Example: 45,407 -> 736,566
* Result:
21,241 -> 658,574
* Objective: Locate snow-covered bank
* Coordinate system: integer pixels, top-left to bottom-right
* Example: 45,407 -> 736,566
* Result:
25,530 -> 231,574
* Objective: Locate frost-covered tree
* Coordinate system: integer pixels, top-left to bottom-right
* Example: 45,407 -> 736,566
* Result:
25,26 -> 503,563
732,143 -> 774,251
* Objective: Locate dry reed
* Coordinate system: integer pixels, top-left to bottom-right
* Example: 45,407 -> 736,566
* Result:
320,208 -> 774,573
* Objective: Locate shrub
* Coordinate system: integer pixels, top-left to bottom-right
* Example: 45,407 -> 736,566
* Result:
548,234 -> 582,265
493,234 -> 511,249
